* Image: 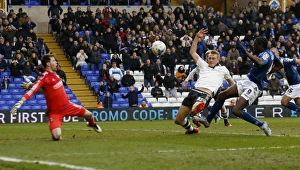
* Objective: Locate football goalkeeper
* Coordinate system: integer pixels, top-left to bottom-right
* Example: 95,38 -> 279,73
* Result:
11,54 -> 102,141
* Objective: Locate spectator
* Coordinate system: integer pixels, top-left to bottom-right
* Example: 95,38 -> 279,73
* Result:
229,60 -> 239,75
0,55 -> 7,72
259,0 -> 271,17
110,53 -> 122,68
109,62 -> 123,81
1,41 -> 14,64
22,61 -> 35,81
26,42 -> 39,58
107,75 -> 121,94
141,59 -> 154,87
227,44 -> 240,63
98,80 -> 107,100
175,66 -> 187,83
267,73 -> 282,97
151,81 -> 164,98
39,44 -> 50,59
154,72 -> 164,87
122,85 -> 144,107
47,0 -> 63,19
28,52 -> 40,67
153,58 -> 165,76
56,64 -> 67,86
180,34 -> 192,47
99,63 -> 110,82
102,92 -> 113,108
1,76 -> 10,89
97,101 -> 104,108
103,27 -> 117,53
14,53 -> 25,66
121,49 -> 131,71
129,52 -> 141,72
2,25 -> 15,44
75,49 -> 88,69
163,71 -> 178,99
9,60 -> 23,78
162,48 -> 177,75
139,99 -> 149,108
139,48 -> 150,64
89,45 -> 102,71
230,0 -> 241,16
121,70 -> 135,87
229,99 -> 235,106
83,31 -> 95,45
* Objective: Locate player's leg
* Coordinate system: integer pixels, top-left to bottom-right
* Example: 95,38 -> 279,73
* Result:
281,85 -> 300,112
232,88 -> 271,136
82,109 -> 102,133
206,84 -> 239,124
221,105 -> 232,126
174,105 -> 198,134
48,114 -> 63,141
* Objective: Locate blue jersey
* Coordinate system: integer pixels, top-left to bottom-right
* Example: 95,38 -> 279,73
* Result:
280,58 -> 300,85
248,49 -> 277,90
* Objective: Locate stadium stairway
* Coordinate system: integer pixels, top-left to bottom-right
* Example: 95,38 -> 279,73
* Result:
37,34 -> 98,108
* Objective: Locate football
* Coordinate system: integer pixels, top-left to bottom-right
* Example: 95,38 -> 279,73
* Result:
151,41 -> 166,56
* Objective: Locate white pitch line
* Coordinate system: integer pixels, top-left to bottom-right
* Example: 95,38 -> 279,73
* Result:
0,156 -> 97,170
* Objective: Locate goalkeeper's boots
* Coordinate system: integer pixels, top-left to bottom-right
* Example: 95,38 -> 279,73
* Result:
87,123 -> 102,133
185,127 -> 199,134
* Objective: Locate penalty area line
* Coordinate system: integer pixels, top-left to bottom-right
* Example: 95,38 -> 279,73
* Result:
0,156 -> 97,170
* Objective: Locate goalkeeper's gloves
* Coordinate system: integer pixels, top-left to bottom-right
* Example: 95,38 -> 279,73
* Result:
10,100 -> 24,115
21,79 -> 33,90
236,40 -> 246,53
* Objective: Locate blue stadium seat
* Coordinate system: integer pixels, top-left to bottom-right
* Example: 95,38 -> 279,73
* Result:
41,105 -> 47,110
35,94 -> 44,99
7,100 -> 16,106
101,53 -> 111,60
68,94 -> 76,100
116,98 -> 127,103
138,93 -> 143,98
81,65 -> 89,71
0,100 -> 5,105
90,82 -> 100,89
38,100 -> 46,105
0,105 -> 10,110
11,89 -> 22,94
86,76 -> 98,83
27,100 -> 38,105
13,94 -> 23,100
114,93 -> 122,98
65,88 -> 73,94
8,83 -> 16,89
119,87 -> 128,93
112,103 -> 120,108
13,78 -> 23,83
148,103 -> 152,108
20,105 -> 31,110
1,72 -> 10,77
31,105 -> 42,110
2,94 -> 12,100
1,89 -> 9,94
71,99 -> 81,105
95,70 -> 99,75
119,103 -> 129,108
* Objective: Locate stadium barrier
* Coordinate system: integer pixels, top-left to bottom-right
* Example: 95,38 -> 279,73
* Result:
0,105 -> 298,124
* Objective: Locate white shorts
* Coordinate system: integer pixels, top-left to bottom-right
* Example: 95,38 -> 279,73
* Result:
284,84 -> 300,99
237,80 -> 262,105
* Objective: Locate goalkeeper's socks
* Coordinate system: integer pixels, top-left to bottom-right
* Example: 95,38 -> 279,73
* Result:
207,100 -> 224,123
181,118 -> 193,132
87,117 -> 96,126
240,111 -> 263,127
285,102 -> 300,112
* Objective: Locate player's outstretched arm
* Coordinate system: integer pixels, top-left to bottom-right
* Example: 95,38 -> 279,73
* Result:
10,97 -> 27,115
190,29 -> 208,63
236,41 -> 265,66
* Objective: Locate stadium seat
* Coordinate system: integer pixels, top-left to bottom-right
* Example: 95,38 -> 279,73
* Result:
86,76 -> 98,83
71,99 -> 81,105
112,103 -> 120,108
177,97 -> 184,103
8,83 -> 16,89
133,71 -> 143,75
119,103 -> 129,108
35,94 -> 45,99
81,65 -> 89,71
0,105 -> 10,110
182,92 -> 189,97
90,82 -> 100,89
41,105 -> 47,110
7,100 -> 16,106
1,89 -> 9,94
31,105 -> 42,110
147,97 -> 158,103
13,78 -> 23,83
119,87 -> 128,93
101,53 -> 111,60
2,94 -> 12,100
158,98 -> 168,103
13,94 -> 23,100
65,88 -> 73,94
142,93 -> 152,98
68,94 -> 76,100
27,100 -> 38,105
1,72 -> 10,77
38,100 -> 46,105
152,103 -> 164,107
11,89 -> 22,94
116,98 -> 127,103
168,98 -> 177,103
20,105 -> 31,110
0,100 -> 5,105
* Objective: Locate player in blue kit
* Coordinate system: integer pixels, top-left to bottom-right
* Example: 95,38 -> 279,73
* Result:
270,48 -> 300,112
194,36 -> 280,136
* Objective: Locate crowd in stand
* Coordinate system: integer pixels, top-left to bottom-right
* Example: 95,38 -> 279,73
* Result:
3,0 -> 300,108
0,7 -> 53,88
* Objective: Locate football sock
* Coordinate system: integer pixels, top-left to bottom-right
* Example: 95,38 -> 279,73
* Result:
181,118 -> 193,131
285,102 -> 300,112
87,117 -> 96,126
207,100 -> 225,123
240,111 -> 263,127
221,111 -> 228,119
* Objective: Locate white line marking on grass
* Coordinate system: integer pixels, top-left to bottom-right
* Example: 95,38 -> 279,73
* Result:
0,156 -> 97,170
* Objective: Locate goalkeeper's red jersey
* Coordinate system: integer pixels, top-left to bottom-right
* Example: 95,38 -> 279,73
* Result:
23,70 -> 69,112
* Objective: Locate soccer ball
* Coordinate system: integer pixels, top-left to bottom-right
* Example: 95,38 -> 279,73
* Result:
151,41 -> 166,56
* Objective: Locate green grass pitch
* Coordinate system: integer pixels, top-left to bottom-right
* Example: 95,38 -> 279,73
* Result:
0,118 -> 300,170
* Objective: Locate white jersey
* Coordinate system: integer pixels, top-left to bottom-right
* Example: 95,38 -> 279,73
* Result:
194,58 -> 231,95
